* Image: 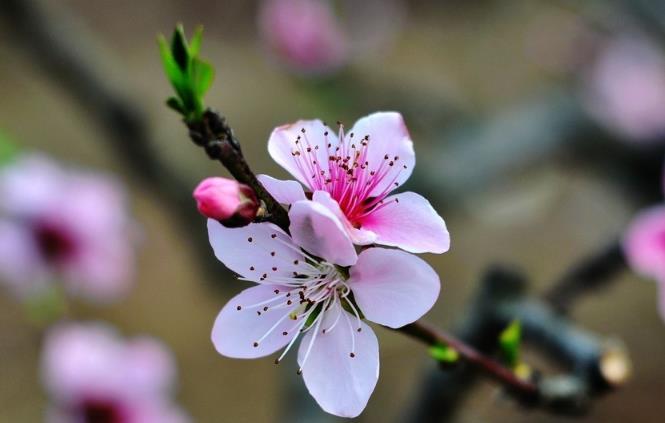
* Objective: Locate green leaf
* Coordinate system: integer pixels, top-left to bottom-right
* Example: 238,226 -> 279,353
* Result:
499,320 -> 521,368
24,284 -> 67,326
429,343 -> 459,363
191,58 -> 214,98
159,24 -> 214,123
171,24 -> 189,71
0,131 -> 18,165
189,25 -> 204,57
166,97 -> 185,115
158,35 -> 186,90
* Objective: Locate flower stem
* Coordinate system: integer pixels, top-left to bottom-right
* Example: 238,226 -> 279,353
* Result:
396,321 -> 539,400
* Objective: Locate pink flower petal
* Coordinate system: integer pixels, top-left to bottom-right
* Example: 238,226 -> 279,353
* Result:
208,220 -> 308,282
124,337 -> 176,396
623,205 -> 665,280
257,174 -> 306,204
267,119 -> 339,189
0,220 -> 50,298
360,192 -> 450,254
348,112 -> 415,197
289,199 -> 357,266
211,285 -> 301,359
297,305 -> 379,418
312,190 -> 377,245
349,248 -> 440,328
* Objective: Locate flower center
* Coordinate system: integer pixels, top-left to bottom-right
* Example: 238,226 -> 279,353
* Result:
79,397 -> 126,423
235,257 -> 363,372
32,219 -> 78,263
289,124 -> 406,225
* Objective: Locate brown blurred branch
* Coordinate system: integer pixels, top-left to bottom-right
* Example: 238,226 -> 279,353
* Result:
403,266 -> 630,422
397,321 -> 539,400
544,240 -> 627,314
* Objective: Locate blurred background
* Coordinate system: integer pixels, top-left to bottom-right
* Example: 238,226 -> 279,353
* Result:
0,0 -> 664,422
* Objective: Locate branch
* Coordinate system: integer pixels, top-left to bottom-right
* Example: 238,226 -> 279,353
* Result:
403,266 -> 630,422
186,110 -> 290,233
544,240 -> 627,314
397,321 -> 539,400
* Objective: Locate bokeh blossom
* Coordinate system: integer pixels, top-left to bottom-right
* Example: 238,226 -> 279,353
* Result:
193,177 -> 259,227
582,35 -> 665,141
260,111 -> 450,253
209,200 -> 440,417
0,154 -> 136,302
623,205 -> 665,321
258,0 -> 348,75
42,322 -> 189,423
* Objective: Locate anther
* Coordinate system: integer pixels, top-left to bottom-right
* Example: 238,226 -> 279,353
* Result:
350,352 -> 356,358
271,234 -> 277,239
249,266 -> 255,271
282,331 -> 288,336
301,128 -> 306,133
274,358 -> 280,364
357,328 -> 362,332
270,251 -> 276,256
236,306 -> 242,311
272,267 -> 277,271
257,311 -> 262,316
253,342 -> 259,347
247,237 -> 253,242
297,369 -> 303,375
263,306 -> 269,312
274,289 -> 280,294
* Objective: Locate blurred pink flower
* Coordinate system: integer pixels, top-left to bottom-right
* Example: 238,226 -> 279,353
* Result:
623,205 -> 665,321
0,154 -> 136,302
193,177 -> 259,227
42,322 -> 189,423
260,111 -> 450,253
258,0 -> 348,75
583,35 -> 665,141
208,200 -> 440,417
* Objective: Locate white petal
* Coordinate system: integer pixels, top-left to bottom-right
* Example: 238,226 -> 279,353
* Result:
298,307 -> 379,418
208,220 -> 308,282
257,174 -> 306,205
349,248 -> 440,328
212,285 -> 302,358
312,190 -> 377,245
289,200 -> 357,266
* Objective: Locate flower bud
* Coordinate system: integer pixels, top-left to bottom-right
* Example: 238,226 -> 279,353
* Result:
193,177 -> 259,227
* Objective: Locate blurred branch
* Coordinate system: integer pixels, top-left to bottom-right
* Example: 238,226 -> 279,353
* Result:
544,240 -> 627,314
397,321 -> 539,400
413,89 -> 665,207
403,266 -> 630,422
0,0 -> 231,283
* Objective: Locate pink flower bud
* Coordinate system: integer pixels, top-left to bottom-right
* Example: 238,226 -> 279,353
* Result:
193,177 -> 259,227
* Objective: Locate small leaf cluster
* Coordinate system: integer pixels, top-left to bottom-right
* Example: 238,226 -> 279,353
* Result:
159,25 -> 214,123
